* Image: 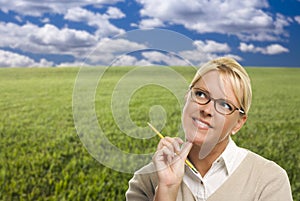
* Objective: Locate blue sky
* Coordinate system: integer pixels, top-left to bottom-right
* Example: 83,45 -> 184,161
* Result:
0,0 -> 299,67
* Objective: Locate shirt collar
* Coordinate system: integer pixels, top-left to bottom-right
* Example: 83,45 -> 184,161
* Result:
185,137 -> 242,177
215,137 -> 239,175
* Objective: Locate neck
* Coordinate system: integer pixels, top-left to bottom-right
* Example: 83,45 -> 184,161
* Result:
188,138 -> 229,177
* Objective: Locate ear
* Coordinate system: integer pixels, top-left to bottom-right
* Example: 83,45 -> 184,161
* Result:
231,115 -> 247,135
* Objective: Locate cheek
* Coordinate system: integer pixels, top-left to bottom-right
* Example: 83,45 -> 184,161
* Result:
181,102 -> 190,127
219,117 -> 239,135
182,101 -> 197,123
181,103 -> 195,134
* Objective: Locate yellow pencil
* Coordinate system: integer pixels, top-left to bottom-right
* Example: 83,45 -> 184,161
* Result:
147,122 -> 198,174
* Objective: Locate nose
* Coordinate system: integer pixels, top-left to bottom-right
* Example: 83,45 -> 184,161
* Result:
199,99 -> 214,117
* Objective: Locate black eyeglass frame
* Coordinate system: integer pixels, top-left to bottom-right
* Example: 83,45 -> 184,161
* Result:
190,87 -> 245,115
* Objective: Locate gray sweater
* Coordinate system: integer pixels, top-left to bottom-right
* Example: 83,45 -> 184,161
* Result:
126,151 -> 293,201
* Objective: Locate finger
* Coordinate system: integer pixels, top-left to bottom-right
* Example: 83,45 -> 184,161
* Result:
173,137 -> 184,153
165,136 -> 183,144
158,137 -> 183,153
165,137 -> 183,153
152,150 -> 167,172
152,149 -> 165,161
153,146 -> 174,168
162,146 -> 177,164
157,138 -> 176,153
178,142 -> 193,160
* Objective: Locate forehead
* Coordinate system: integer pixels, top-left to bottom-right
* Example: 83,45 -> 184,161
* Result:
193,70 -> 238,102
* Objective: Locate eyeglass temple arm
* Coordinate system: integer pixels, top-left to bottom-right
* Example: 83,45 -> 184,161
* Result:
238,108 -> 245,114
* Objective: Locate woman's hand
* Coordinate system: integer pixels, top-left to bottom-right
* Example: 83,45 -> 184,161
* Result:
152,137 -> 193,201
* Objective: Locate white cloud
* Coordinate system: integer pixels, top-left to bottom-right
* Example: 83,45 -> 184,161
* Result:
64,7 -> 125,37
84,38 -> 148,65
0,50 -> 53,67
0,0 -> 123,16
105,7 -> 126,19
41,18 -> 50,23
138,18 -> 165,29
0,22 -> 97,57
177,40 -> 234,66
141,51 -> 189,66
111,51 -> 194,67
56,61 -> 89,67
136,0 -> 290,41
14,15 -> 23,23
0,0 -> 294,68
0,1 -> 127,55
222,54 -> 243,62
84,39 -> 222,67
179,49 -> 219,66
111,55 -> 154,66
86,40 -> 234,67
272,14 -> 292,36
179,49 -> 242,66
84,39 -> 232,67
96,38 -> 147,53
193,40 -> 231,53
239,43 -> 256,52
295,16 -> 300,24
239,43 -> 289,55
264,44 -> 289,55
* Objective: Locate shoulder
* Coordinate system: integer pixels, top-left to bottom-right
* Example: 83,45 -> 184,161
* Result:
246,151 -> 287,175
244,151 -> 293,200
129,162 -> 158,187
135,162 -> 157,175
231,150 -> 289,184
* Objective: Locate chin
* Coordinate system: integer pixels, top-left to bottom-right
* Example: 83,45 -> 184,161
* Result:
185,129 -> 207,145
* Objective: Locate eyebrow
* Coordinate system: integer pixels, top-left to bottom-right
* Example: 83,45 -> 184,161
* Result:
192,87 -> 230,101
193,87 -> 210,95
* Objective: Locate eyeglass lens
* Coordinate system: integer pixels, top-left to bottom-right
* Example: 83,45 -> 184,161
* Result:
191,88 -> 239,115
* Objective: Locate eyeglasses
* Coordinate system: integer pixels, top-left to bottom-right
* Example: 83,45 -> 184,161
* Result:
190,88 -> 245,115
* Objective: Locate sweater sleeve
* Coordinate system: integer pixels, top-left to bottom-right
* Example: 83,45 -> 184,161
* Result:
257,161 -> 293,201
126,164 -> 158,201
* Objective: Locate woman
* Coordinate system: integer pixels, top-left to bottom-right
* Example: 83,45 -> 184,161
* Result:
126,57 -> 293,201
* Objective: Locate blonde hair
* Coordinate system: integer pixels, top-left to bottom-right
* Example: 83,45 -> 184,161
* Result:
190,57 -> 252,115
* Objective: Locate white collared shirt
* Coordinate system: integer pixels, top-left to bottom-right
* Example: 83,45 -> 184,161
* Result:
183,138 -> 248,201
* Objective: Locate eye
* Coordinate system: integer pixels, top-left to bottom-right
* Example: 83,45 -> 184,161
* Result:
218,100 -> 233,111
194,90 -> 207,99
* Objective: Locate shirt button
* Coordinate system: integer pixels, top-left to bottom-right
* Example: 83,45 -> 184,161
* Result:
200,181 -> 203,185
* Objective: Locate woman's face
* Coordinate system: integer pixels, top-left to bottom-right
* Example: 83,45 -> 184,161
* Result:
182,70 -> 246,155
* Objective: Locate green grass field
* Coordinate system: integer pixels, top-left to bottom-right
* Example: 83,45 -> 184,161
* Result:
0,67 -> 299,200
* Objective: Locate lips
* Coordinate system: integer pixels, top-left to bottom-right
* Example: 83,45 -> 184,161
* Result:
192,117 -> 213,130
